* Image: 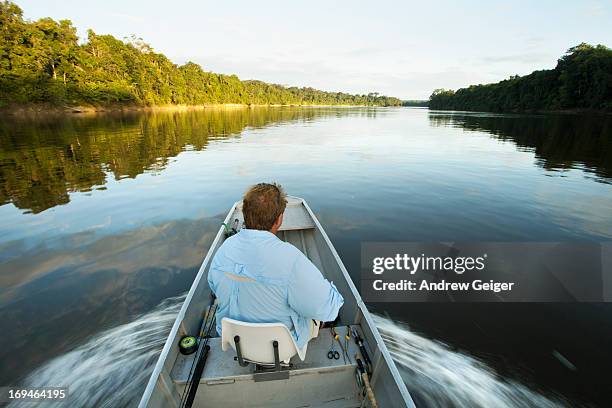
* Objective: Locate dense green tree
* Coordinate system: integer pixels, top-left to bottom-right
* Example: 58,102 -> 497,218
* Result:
429,44 -> 612,112
0,1 -> 400,108
401,100 -> 428,107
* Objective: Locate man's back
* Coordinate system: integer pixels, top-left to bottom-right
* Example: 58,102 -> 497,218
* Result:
208,228 -> 344,349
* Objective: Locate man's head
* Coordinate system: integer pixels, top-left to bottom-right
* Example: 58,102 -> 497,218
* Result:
242,182 -> 287,233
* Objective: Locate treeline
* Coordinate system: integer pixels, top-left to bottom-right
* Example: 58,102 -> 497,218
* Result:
401,100 -> 428,107
0,1 -> 401,108
429,43 -> 612,112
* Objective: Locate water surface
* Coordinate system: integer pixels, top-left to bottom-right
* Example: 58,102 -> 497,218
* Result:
1,107 -> 610,406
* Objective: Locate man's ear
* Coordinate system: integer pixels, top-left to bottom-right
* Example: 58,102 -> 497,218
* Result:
273,213 -> 284,230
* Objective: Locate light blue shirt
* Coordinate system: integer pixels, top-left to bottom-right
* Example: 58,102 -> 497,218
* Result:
208,228 -> 344,348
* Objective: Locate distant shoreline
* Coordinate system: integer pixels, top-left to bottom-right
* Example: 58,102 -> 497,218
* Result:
2,104 -> 609,118
426,107 -> 611,115
0,103 -> 391,117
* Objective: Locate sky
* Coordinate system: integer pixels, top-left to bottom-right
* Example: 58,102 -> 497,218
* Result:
16,0 -> 612,100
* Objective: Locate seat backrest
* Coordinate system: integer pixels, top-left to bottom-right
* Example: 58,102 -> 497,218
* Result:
221,318 -> 305,363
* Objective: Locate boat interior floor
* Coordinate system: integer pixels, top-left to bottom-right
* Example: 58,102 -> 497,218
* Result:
171,326 -> 364,407
172,325 -> 361,383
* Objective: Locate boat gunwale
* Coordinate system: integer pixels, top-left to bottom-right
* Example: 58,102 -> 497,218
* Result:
138,202 -> 238,408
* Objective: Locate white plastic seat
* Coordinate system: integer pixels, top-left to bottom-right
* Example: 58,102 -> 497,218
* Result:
221,318 -> 309,364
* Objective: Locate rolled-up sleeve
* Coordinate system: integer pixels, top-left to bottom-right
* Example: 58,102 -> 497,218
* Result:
288,253 -> 344,322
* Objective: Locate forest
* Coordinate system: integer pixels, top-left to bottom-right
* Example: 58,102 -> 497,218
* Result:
401,100 -> 428,107
0,1 -> 401,109
429,43 -> 612,112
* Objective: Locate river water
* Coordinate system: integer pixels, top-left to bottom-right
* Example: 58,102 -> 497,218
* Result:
1,107 -> 610,407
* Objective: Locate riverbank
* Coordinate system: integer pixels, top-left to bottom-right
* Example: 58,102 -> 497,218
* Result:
429,107 -> 612,115
0,102 -> 386,117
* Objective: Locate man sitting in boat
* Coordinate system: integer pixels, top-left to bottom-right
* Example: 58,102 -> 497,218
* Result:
208,182 -> 344,349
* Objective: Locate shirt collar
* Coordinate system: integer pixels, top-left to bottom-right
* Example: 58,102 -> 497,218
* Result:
239,228 -> 277,238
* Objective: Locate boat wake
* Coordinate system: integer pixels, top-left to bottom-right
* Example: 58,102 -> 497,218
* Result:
9,295 -> 186,408
373,315 -> 568,408
13,296 -> 568,408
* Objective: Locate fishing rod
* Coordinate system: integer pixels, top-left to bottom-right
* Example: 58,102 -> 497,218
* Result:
356,355 -> 378,408
179,293 -> 217,408
180,295 -> 217,408
351,327 -> 372,375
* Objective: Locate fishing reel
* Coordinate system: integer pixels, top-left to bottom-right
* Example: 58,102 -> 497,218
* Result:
223,218 -> 241,238
179,335 -> 198,355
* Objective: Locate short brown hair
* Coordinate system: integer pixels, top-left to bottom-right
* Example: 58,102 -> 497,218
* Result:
242,183 -> 287,230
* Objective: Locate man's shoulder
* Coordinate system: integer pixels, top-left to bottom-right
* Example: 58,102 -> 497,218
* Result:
218,233 -> 240,248
215,231 -> 303,260
267,237 -> 303,255
211,234 -> 241,262
248,233 -> 307,265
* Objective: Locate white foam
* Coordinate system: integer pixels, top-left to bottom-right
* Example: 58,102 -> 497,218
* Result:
10,295 -> 185,408
373,315 -> 567,408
